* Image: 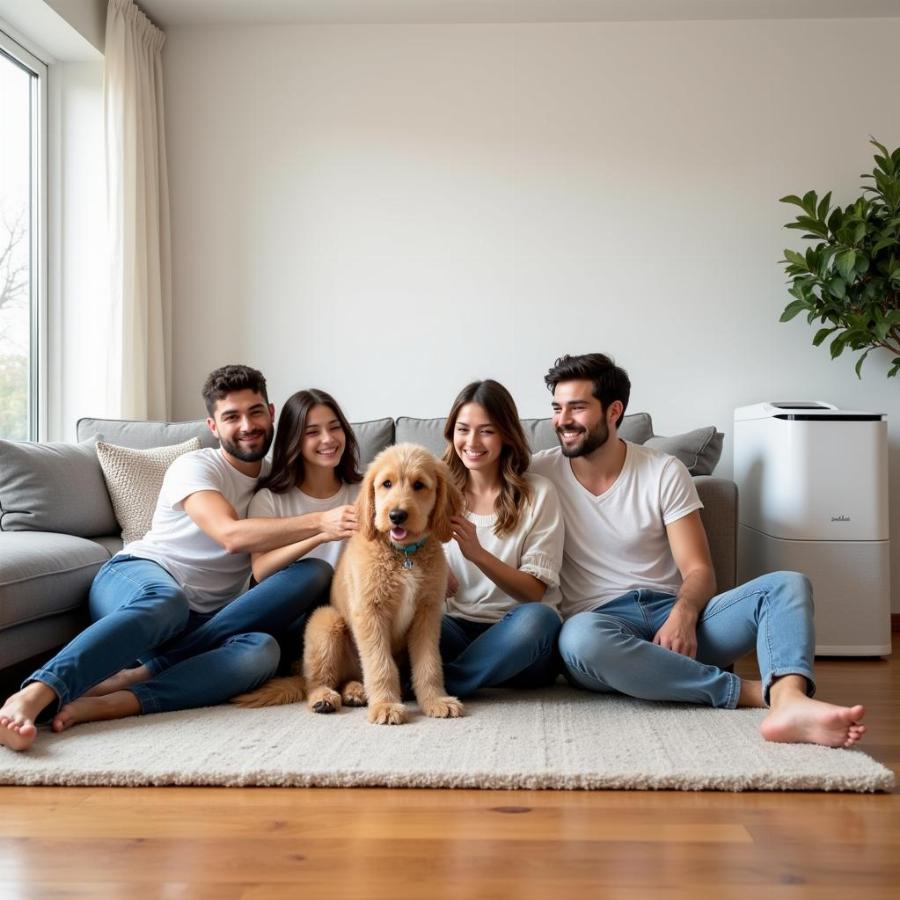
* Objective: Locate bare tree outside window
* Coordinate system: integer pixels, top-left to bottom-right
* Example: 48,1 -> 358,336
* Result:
0,45 -> 35,441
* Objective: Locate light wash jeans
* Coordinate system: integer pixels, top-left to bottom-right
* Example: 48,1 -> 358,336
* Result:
26,554 -> 332,716
557,571 -> 815,708
440,603 -> 562,698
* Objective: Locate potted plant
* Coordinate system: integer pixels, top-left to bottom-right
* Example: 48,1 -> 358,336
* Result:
778,138 -> 900,377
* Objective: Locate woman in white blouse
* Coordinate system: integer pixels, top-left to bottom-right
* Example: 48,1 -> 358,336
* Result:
440,380 -> 564,697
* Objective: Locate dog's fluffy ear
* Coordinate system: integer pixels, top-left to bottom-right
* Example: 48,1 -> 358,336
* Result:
358,464 -> 378,541
431,459 -> 463,543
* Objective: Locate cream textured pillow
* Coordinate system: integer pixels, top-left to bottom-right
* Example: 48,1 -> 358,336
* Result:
96,437 -> 201,544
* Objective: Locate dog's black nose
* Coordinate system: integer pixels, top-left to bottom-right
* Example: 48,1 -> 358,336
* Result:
389,509 -> 408,525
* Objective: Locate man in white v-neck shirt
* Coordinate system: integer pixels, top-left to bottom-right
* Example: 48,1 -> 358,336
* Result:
530,353 -> 866,749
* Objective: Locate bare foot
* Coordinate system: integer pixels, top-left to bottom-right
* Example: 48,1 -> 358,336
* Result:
737,679 -> 765,708
761,695 -> 866,748
52,691 -> 141,733
0,682 -> 57,752
83,665 -> 151,698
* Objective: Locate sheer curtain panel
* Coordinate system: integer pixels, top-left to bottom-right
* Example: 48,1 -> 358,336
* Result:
104,0 -> 171,419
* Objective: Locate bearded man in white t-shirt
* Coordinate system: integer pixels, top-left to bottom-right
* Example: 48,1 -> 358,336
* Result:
530,353 -> 866,749
1,364 -> 356,753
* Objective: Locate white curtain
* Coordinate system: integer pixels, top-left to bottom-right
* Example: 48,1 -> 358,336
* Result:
104,0 -> 171,419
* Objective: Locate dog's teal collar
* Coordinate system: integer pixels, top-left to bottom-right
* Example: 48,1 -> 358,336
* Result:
391,537 -> 428,569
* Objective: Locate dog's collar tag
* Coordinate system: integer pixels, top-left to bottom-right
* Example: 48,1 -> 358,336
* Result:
393,537 -> 428,569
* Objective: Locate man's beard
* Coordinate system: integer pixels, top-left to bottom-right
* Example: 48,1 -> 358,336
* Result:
220,426 -> 274,462
557,419 -> 610,458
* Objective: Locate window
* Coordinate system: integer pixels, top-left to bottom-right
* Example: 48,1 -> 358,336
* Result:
0,30 -> 46,441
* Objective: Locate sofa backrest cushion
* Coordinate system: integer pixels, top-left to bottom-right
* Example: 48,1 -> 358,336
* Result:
395,412 -> 656,459
0,438 -> 118,536
350,418 -> 395,467
644,427 -> 724,477
77,418 -> 218,449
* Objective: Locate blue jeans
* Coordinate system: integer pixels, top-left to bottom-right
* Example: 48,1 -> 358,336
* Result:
440,603 -> 562,698
557,571 -> 815,708
26,554 -> 332,715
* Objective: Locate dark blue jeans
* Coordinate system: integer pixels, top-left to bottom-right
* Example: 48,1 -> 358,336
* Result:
27,554 -> 332,715
440,603 -> 562,698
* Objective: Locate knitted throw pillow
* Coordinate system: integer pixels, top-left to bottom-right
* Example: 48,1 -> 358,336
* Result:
96,437 -> 201,544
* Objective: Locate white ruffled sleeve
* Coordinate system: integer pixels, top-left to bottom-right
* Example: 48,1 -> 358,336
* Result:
518,476 -> 565,590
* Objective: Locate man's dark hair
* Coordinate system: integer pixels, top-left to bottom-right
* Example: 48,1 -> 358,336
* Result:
544,353 -> 631,427
201,364 -> 269,416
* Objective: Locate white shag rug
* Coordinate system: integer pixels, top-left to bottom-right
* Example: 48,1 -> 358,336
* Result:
0,688 -> 893,792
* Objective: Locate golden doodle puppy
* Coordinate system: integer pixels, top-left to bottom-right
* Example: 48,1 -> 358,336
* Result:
235,443 -> 465,726
306,443 -> 465,725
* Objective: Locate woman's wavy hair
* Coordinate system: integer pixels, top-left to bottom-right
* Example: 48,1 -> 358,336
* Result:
441,380 -> 533,537
259,389 -> 362,494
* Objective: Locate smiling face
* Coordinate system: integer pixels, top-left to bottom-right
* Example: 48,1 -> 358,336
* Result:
300,404 -> 347,472
551,379 -> 621,459
452,402 -> 504,476
208,389 -> 275,463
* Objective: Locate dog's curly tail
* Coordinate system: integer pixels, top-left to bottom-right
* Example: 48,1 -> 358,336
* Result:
230,675 -> 306,708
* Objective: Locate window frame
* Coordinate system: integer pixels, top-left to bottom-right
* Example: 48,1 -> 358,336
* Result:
0,27 -> 48,441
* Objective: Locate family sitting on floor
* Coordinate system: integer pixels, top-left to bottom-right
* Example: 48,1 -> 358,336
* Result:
0,354 -> 867,752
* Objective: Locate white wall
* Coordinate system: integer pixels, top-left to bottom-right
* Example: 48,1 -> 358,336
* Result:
163,19 -> 900,609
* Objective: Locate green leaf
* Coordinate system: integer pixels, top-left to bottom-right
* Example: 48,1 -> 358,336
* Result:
782,249 -> 807,268
802,190 -> 818,216
854,350 -> 870,378
889,357 -> 900,378
813,326 -> 836,346
830,334 -> 847,358
827,277 -> 846,299
779,194 -> 806,208
817,191 -> 832,221
780,299 -> 808,322
836,249 -> 856,280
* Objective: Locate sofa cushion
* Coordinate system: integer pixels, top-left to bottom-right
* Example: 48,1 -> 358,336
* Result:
396,412 -> 655,457
394,417 -> 447,457
97,438 -> 202,544
77,418 -> 218,450
0,531 -> 112,629
645,427 -> 723,475
0,438 -> 118,537
351,418 -> 395,467
523,412 -> 654,452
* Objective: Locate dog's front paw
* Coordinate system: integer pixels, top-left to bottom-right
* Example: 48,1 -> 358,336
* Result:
422,696 -> 464,719
368,702 -> 407,725
341,681 -> 367,707
308,686 -> 342,714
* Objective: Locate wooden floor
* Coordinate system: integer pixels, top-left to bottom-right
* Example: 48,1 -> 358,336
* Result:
1,637 -> 898,900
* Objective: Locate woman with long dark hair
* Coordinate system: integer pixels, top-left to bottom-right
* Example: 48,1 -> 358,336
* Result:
248,389 -> 362,582
440,379 -> 563,696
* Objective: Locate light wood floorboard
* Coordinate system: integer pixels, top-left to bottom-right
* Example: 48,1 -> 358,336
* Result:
1,636 -> 897,899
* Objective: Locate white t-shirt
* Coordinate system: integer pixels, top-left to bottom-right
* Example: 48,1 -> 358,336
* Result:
530,442 -> 702,619
124,448 -> 269,614
444,473 -> 564,623
247,481 -> 361,569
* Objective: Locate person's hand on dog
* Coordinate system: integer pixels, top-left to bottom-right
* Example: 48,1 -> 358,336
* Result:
450,515 -> 485,564
320,505 -> 358,541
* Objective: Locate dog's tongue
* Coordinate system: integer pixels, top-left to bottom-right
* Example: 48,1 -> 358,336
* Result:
391,527 -> 408,542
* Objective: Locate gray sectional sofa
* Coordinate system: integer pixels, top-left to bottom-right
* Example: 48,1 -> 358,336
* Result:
0,413 -> 736,677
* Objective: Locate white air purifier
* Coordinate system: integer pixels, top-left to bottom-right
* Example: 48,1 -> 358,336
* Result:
733,402 -> 890,656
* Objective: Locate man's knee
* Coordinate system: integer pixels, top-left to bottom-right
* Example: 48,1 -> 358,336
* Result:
558,612 -> 619,669
133,582 -> 191,630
